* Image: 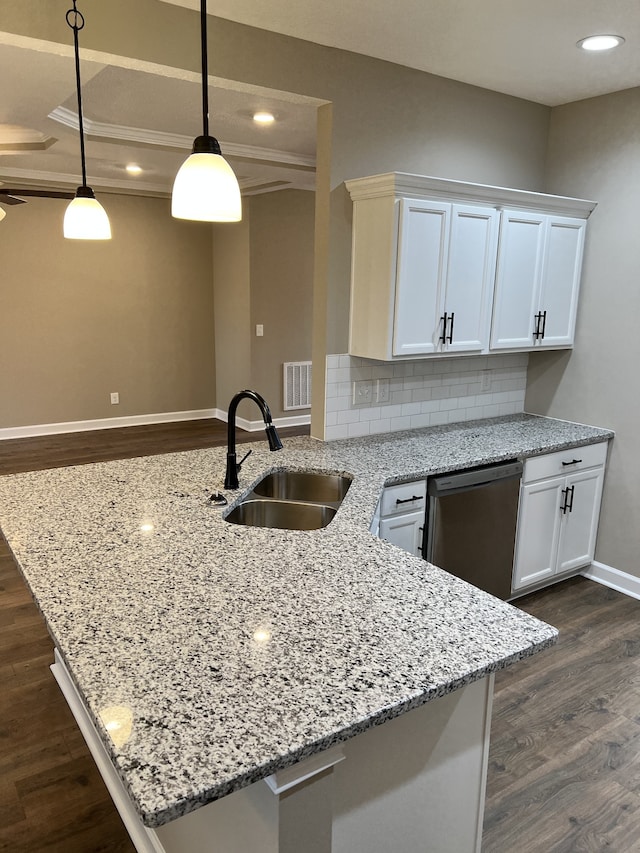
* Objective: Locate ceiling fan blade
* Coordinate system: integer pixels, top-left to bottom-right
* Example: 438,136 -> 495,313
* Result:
0,189 -> 75,203
0,194 -> 27,205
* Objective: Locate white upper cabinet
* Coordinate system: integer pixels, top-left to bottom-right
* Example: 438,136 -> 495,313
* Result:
393,199 -> 450,356
346,173 -> 595,362
491,211 -> 586,351
393,200 -> 498,357
445,204 -> 500,354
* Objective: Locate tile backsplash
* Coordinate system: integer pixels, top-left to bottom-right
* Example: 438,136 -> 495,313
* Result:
324,353 -> 528,440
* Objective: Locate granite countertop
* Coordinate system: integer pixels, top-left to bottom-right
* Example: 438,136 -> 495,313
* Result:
0,413 -> 612,827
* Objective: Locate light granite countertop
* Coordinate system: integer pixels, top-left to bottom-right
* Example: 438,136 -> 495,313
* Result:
0,413 -> 612,827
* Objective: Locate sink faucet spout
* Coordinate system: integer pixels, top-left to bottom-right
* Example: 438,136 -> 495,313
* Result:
224,390 -> 283,489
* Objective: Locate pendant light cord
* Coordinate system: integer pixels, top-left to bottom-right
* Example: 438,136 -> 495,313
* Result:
66,1 -> 88,188
200,0 -> 209,137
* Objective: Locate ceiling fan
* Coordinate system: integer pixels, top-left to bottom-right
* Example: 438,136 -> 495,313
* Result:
0,188 -> 74,205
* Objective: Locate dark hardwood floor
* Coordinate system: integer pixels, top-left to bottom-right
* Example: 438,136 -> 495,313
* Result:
1,421 -> 638,851
484,578 -> 640,852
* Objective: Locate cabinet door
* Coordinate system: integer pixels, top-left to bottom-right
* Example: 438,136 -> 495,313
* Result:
443,204 -> 499,353
512,477 -> 564,591
490,210 -> 545,350
393,199 -> 450,357
379,510 -> 425,557
557,467 -> 605,574
537,216 -> 586,348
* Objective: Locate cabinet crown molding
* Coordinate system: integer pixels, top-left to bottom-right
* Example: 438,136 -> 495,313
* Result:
345,173 -> 597,219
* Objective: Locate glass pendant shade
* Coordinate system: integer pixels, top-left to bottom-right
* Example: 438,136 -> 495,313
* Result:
63,187 -> 112,240
172,143 -> 242,222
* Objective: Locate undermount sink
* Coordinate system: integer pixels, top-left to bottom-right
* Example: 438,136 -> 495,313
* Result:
224,469 -> 352,530
252,470 -> 351,504
225,499 -> 337,530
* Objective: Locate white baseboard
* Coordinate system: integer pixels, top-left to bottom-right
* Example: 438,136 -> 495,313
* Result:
0,409 -> 310,441
215,411 -> 311,432
581,561 -> 640,601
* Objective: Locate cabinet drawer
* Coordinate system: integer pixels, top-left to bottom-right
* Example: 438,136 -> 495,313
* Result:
380,480 -> 427,517
523,441 -> 608,483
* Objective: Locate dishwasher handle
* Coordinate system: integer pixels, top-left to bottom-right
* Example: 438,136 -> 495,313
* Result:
427,461 -> 523,497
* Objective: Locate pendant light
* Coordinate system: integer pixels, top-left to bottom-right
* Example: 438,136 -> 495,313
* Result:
63,1 -> 111,240
171,0 -> 242,222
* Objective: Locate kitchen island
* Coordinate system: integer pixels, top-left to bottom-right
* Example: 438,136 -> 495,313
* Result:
0,413 -> 611,852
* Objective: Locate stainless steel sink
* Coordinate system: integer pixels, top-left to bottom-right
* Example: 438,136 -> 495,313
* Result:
225,499 -> 337,530
224,469 -> 351,530
252,470 -> 351,503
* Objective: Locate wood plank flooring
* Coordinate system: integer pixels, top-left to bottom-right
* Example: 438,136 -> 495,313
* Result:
484,578 -> 640,852
1,421 -> 639,851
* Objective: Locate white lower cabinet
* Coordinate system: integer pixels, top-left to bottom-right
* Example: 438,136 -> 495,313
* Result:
377,480 -> 427,558
512,442 -> 607,593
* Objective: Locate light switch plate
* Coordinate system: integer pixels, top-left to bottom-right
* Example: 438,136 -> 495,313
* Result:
353,380 -> 373,405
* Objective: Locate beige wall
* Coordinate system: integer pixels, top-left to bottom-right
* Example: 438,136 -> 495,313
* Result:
0,0 -> 551,438
527,87 -> 640,575
213,190 -> 314,422
249,190 -> 314,420
0,194 -> 214,428
213,212 -> 252,418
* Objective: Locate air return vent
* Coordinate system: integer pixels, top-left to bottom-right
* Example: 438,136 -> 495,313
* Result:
283,361 -> 312,410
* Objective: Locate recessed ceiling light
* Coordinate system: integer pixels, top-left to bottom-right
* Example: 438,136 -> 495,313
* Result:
126,164 -> 143,175
577,34 -> 625,52
253,111 -> 275,125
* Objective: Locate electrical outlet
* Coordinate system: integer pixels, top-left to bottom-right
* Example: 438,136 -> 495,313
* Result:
110,392 -> 120,405
256,324 -> 264,337
375,378 -> 390,403
352,380 -> 373,405
480,371 -> 491,392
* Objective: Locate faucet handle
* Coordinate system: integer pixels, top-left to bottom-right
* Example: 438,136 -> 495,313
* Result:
237,449 -> 252,470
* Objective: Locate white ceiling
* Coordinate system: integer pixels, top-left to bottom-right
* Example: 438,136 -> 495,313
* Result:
162,0 -> 640,106
1,1 -> 639,204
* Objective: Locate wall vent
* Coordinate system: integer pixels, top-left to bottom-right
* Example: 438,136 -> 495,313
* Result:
283,361 -> 312,410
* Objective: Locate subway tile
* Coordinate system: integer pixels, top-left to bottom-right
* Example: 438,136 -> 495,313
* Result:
384,404 -> 404,419
482,403 -> 501,418
360,406 -> 381,421
326,354 -> 341,370
350,365 -> 374,381
325,382 -> 338,399
430,411 -> 449,426
325,411 -> 338,427
391,389 -> 412,404
401,401 -> 422,416
325,396 -> 349,413
370,418 -> 391,434
371,364 -> 394,379
420,400 -> 440,414
390,415 -> 412,431
334,367 -> 353,382
411,387 -> 432,403
348,421 -> 371,438
431,386 -> 451,400
337,409 -> 361,425
326,368 -> 338,385
410,413 -> 431,429
465,406 -> 484,420
393,362 -> 414,377
325,424 -> 349,440
338,354 -> 354,368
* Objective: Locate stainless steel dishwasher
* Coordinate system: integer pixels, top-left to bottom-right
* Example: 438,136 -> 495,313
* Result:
424,460 -> 523,600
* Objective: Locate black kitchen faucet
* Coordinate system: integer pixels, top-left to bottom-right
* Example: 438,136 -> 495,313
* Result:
224,390 -> 283,489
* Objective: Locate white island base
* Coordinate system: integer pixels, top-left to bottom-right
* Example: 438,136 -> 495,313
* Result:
52,649 -> 493,853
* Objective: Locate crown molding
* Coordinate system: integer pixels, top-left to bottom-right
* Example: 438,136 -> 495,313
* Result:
0,166 -> 315,198
49,107 -> 316,169
345,172 -> 597,218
